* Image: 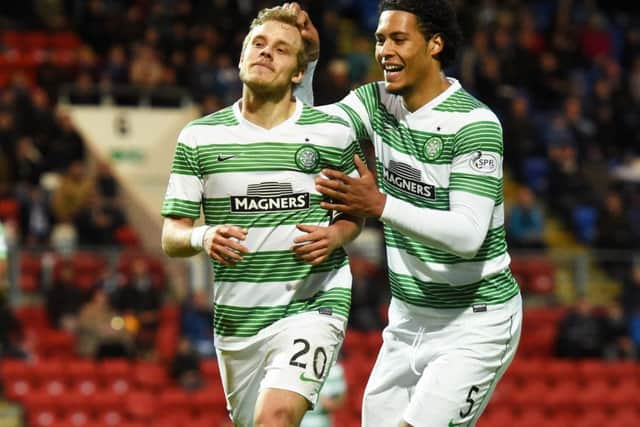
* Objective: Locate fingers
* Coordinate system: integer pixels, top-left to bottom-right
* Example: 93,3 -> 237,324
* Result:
293,224 -> 319,244
298,249 -> 327,266
292,241 -> 328,265
216,225 -> 248,242
354,154 -> 369,177
205,225 -> 249,265
319,168 -> 347,181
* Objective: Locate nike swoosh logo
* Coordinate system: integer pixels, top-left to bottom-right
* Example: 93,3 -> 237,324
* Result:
299,372 -> 322,384
217,154 -> 236,161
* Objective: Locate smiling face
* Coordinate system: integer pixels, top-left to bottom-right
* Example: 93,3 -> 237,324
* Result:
375,10 -> 440,97
239,20 -> 304,95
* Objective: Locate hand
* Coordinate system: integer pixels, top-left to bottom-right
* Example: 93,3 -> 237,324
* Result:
284,2 -> 320,61
203,225 -> 249,266
315,155 -> 386,218
292,224 -> 339,266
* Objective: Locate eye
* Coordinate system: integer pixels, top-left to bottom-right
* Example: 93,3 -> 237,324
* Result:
253,40 -> 264,47
277,47 -> 286,53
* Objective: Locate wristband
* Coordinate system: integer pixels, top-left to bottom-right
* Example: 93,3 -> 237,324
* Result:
190,225 -> 211,251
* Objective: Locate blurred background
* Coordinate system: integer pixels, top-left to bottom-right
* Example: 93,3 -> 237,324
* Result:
0,0 -> 639,426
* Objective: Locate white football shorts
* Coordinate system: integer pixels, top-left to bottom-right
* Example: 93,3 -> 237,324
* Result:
216,310 -> 346,427
362,293 -> 522,427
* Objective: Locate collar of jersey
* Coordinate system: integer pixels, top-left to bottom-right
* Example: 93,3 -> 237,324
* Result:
232,97 -> 303,132
401,77 -> 461,116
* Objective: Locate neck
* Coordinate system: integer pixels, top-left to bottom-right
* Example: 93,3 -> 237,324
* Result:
241,85 -> 297,129
403,69 -> 451,112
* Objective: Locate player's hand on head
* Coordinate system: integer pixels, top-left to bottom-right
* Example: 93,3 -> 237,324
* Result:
291,224 -> 339,266
315,155 -> 386,218
203,225 -> 249,266
287,2 -> 319,61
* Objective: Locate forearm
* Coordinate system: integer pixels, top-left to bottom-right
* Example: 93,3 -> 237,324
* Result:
380,193 -> 494,259
161,217 -> 201,257
331,213 -> 363,247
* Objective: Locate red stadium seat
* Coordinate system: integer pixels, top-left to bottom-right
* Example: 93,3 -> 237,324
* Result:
98,359 -> 132,395
125,391 -> 156,422
201,359 -> 220,382
542,381 -> 581,412
0,198 -> 19,221
92,391 -> 124,424
31,359 -> 66,388
14,304 -> 51,331
37,330 -> 75,358
610,407 -> 640,427
133,361 -> 169,391
543,359 -> 578,385
571,408 -> 609,427
191,385 -> 227,416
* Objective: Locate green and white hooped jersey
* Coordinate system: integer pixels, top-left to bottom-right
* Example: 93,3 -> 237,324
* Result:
323,79 -> 519,310
162,99 -> 361,347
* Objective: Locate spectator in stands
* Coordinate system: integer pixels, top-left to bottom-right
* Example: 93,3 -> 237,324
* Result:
17,185 -> 53,246
45,260 -> 85,331
170,337 -> 204,391
595,189 -> 634,280
621,263 -> 640,319
112,257 -> 162,356
555,298 -> 606,359
50,160 -> 93,223
546,137 -> 588,223
74,192 -> 127,247
76,287 -> 133,359
49,110 -> 86,173
129,44 -> 166,89
507,186 -> 546,250
502,93 -> 541,182
67,72 -> 101,105
180,289 -> 215,358
602,302 -> 636,360
12,136 -> 44,189
0,298 -> 27,359
595,189 -> 634,250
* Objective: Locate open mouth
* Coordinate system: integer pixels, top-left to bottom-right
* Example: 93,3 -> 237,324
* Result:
383,63 -> 404,81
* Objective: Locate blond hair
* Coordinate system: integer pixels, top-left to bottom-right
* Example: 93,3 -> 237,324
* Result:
241,5 -> 310,73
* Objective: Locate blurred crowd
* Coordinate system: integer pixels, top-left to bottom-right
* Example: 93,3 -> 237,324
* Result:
0,0 -> 640,370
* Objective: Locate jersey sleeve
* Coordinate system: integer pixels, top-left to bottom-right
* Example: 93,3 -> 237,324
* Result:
293,59 -> 317,106
449,112 -> 504,204
313,83 -> 378,142
161,127 -> 204,219
339,126 -> 365,179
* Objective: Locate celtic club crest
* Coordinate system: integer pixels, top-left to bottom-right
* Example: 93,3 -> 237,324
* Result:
295,145 -> 320,172
423,137 -> 444,161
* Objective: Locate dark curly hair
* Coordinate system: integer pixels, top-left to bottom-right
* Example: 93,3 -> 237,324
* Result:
379,0 -> 463,69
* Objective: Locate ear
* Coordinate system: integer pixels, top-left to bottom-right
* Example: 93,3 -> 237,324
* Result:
291,69 -> 304,85
428,33 -> 444,57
